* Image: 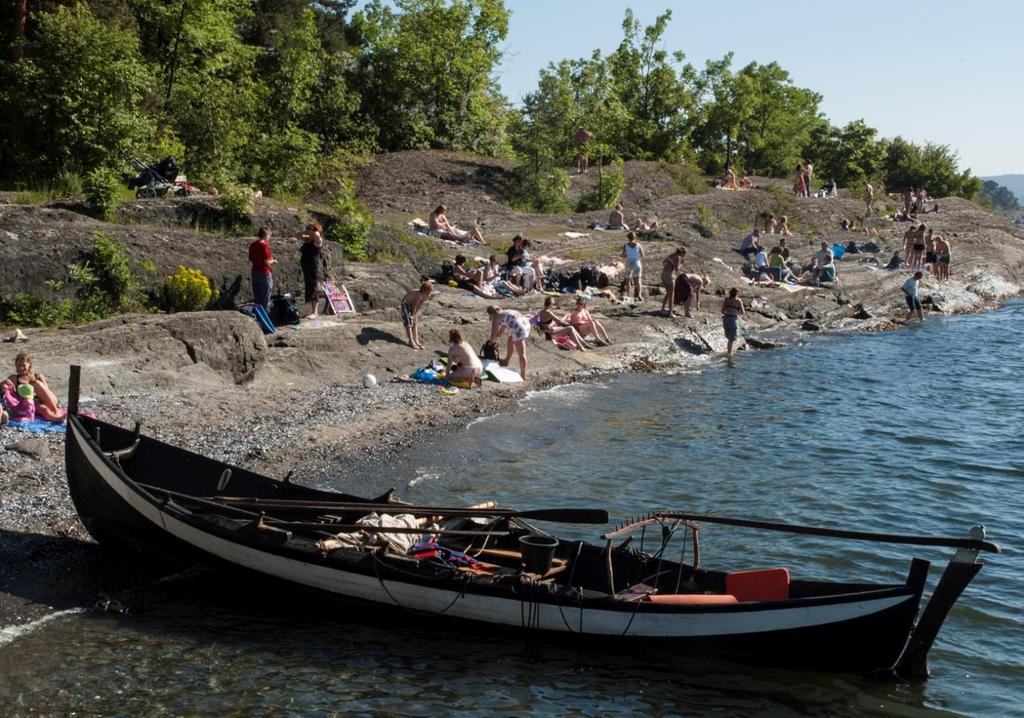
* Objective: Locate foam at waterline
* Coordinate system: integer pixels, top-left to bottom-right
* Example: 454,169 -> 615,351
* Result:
408,470 -> 441,488
0,608 -> 87,648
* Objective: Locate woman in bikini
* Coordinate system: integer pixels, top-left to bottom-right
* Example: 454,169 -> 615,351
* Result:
933,234 -> 952,282
536,297 -> 593,350
568,298 -> 612,345
660,246 -> 687,316
2,352 -> 66,422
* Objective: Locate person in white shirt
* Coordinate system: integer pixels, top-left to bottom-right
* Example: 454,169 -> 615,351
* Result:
621,231 -> 646,301
901,271 -> 924,321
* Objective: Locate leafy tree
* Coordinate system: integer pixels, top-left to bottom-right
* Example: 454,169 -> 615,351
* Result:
352,0 -> 510,153
807,120 -> 885,188
691,53 -> 746,175
0,4 -> 154,182
979,180 -> 1022,213
882,137 -> 980,198
605,9 -> 696,160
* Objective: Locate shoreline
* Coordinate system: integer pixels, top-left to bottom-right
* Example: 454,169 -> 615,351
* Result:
0,292 -> 1021,634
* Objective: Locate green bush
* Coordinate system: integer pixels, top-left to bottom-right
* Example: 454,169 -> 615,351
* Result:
219,185 -> 256,231
509,165 -> 572,214
695,204 -> 719,238
329,178 -> 373,262
1,293 -> 74,327
577,158 -> 625,212
670,164 -> 708,195
162,265 -> 216,312
83,166 -> 122,221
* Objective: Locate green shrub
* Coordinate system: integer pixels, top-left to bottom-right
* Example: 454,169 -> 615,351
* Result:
671,164 -> 708,195
509,165 -> 572,214
52,171 -> 84,198
162,265 -> 216,312
695,204 -> 719,238
219,185 -> 256,231
577,157 -> 625,212
329,177 -> 373,262
83,166 -> 121,221
1,293 -> 73,327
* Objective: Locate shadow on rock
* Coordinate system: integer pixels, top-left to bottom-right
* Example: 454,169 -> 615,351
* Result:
356,326 -> 407,347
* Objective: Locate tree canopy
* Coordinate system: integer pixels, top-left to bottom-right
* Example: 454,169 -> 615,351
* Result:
0,2 -> 983,201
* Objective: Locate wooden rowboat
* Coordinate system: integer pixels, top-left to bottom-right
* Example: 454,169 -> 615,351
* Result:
63,372 -> 997,679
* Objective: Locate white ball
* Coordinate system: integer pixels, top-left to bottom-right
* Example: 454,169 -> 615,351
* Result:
362,374 -> 377,388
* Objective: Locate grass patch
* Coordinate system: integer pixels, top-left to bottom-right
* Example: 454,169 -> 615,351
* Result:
563,247 -> 607,261
695,204 -> 719,238
666,163 -> 710,195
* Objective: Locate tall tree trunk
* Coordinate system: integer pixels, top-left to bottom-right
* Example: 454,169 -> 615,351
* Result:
11,0 -> 27,63
165,0 -> 189,101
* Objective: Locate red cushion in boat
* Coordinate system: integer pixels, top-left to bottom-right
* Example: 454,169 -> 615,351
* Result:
725,567 -> 790,602
642,594 -> 738,605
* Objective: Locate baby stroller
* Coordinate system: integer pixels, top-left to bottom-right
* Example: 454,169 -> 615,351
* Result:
127,156 -> 191,198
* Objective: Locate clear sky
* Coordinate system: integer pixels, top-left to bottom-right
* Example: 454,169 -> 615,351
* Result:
494,1 -> 1022,176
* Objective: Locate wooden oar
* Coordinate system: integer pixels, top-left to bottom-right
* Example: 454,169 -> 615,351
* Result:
207,497 -> 609,525
136,483 -> 509,538
653,511 -> 1001,553
265,522 -> 510,537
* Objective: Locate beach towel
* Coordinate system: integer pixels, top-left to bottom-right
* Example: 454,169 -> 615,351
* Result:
558,232 -> 590,239
7,418 -> 68,434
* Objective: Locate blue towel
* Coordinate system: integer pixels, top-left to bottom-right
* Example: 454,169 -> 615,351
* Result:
7,418 -> 66,434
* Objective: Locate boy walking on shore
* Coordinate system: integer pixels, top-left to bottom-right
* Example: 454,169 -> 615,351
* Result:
902,271 -> 924,321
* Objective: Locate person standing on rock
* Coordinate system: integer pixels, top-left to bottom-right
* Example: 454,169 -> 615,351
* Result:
721,288 -> 745,354
487,305 -> 530,380
401,281 -> 434,350
933,234 -> 952,282
248,226 -> 277,313
298,223 -> 324,319
865,181 -> 874,215
660,246 -> 687,316
621,231 -> 645,301
902,271 -> 925,321
573,128 -> 593,174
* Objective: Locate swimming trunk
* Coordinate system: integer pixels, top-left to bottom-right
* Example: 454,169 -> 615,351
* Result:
925,251 -> 938,264
722,314 -> 738,341
503,312 -> 531,342
400,300 -> 414,329
939,255 -> 951,265
913,243 -> 925,252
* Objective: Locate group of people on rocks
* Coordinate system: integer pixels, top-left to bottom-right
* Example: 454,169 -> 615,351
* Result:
720,169 -> 753,190
398,281 -> 614,382
607,202 -> 657,232
902,223 -> 952,280
738,230 -> 837,285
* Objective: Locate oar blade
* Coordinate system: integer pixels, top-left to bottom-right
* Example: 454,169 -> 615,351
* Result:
516,508 -> 610,524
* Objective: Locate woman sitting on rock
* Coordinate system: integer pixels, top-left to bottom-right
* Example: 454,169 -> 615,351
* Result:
2,352 -> 66,422
568,298 -> 612,346
446,329 -> 483,388
536,297 -> 594,350
429,205 -> 485,245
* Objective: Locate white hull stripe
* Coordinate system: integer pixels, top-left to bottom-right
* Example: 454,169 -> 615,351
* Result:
76,423 -> 911,638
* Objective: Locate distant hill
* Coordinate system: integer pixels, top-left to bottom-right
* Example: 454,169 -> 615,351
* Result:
983,175 -> 1024,204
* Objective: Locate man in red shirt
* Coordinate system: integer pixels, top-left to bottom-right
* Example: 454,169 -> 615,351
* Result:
248,226 -> 277,312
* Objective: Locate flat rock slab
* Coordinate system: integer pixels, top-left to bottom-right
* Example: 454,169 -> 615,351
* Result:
4,437 -> 52,460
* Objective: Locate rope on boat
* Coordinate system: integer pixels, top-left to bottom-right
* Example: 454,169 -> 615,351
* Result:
371,551 -> 472,617
555,541 -> 586,635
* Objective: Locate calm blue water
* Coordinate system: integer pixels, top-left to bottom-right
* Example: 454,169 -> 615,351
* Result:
1,301 -> 1021,716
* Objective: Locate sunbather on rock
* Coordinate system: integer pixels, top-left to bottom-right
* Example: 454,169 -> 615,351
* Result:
568,297 -> 612,345
429,204 -> 485,245
608,203 -> 627,230
2,352 -> 66,422
537,296 -> 593,350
